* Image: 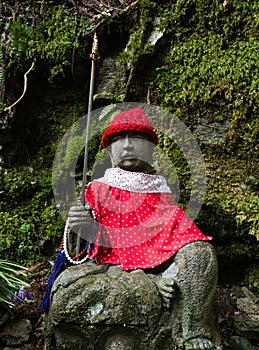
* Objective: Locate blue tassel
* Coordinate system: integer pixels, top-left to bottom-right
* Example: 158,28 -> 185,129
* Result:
41,250 -> 67,312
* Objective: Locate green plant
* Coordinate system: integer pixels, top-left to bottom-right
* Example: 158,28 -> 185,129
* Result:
0,259 -> 29,309
8,20 -> 34,59
6,4 -> 91,80
0,167 -> 64,264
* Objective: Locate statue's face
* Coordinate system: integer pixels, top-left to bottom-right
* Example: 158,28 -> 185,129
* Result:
108,131 -> 154,172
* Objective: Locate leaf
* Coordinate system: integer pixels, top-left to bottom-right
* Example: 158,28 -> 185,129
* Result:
98,104 -> 117,121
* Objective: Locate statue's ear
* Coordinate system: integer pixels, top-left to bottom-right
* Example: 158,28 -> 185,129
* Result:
104,146 -> 110,155
104,146 -> 113,162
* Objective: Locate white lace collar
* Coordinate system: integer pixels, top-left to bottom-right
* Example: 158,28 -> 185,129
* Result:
97,167 -> 172,193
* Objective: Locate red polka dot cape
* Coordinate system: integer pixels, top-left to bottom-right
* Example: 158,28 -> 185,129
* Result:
85,168 -> 212,271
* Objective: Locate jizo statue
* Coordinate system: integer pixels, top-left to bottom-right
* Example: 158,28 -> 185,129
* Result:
43,108 -> 222,350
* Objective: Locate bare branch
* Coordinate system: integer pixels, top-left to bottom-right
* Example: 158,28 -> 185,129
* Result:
64,0 -> 139,27
4,61 -> 35,113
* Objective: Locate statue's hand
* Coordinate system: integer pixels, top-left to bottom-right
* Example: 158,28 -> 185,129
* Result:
148,275 -> 176,308
68,205 -> 93,233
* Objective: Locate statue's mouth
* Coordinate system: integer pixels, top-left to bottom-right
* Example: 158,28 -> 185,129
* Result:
121,154 -> 138,160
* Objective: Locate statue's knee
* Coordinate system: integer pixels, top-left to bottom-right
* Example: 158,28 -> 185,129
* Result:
173,241 -> 218,282
196,241 -> 217,267
176,241 -> 216,261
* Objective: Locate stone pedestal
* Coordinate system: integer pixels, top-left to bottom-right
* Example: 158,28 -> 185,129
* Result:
44,242 -> 221,349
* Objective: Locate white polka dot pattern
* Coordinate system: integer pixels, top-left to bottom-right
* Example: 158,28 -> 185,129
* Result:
85,169 -> 212,271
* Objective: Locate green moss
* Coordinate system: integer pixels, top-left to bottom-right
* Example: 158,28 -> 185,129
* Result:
149,0 -> 259,245
0,167 -> 64,264
245,264 -> 259,295
7,4 -> 91,80
203,152 -> 259,241
118,1 -> 170,80
152,1 -> 258,137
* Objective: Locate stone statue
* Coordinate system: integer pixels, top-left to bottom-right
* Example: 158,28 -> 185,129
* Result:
44,108 -> 222,350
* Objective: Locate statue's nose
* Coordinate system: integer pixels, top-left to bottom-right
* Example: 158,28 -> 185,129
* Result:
122,136 -> 133,149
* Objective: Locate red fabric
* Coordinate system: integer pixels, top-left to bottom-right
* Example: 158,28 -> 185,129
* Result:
101,108 -> 158,148
85,181 -> 212,271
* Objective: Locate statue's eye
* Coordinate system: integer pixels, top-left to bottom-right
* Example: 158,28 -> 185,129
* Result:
131,135 -> 146,141
112,136 -> 124,142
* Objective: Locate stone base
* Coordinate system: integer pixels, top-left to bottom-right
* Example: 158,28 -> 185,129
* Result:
44,243 -> 221,349
44,262 -> 177,349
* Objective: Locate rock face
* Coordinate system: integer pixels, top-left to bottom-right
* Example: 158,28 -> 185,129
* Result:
0,318 -> 32,346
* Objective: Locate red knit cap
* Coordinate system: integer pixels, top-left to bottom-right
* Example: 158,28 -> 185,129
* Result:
101,108 -> 158,148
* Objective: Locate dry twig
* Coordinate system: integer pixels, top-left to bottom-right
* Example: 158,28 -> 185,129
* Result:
4,61 -> 35,113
